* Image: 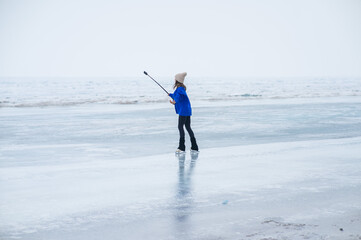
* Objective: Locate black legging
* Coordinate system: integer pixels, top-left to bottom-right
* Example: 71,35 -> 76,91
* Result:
178,116 -> 195,139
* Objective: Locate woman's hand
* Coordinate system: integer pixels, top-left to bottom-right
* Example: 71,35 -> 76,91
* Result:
169,100 -> 176,105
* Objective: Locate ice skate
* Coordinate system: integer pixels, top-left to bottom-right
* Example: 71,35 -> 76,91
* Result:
175,149 -> 185,155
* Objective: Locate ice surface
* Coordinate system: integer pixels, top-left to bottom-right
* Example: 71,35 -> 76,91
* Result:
1,137 -> 361,239
1,78 -> 361,239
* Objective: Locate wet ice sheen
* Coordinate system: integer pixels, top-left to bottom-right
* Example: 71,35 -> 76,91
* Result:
1,137 -> 361,239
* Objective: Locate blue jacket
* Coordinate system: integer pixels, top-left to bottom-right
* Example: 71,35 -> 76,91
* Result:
169,87 -> 192,116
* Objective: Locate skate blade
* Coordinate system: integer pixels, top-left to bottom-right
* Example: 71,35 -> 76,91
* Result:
175,150 -> 185,154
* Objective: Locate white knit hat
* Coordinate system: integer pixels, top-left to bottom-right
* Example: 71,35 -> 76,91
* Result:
175,72 -> 187,83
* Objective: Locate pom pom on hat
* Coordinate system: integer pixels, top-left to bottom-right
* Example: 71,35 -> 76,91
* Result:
175,72 -> 187,83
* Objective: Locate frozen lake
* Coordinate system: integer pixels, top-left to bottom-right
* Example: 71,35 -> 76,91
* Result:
1,97 -> 361,167
1,77 -> 361,239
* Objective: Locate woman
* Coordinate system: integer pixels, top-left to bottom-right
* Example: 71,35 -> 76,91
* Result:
169,72 -> 199,153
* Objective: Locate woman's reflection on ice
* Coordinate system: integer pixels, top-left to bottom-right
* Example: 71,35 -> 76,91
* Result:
174,151 -> 199,237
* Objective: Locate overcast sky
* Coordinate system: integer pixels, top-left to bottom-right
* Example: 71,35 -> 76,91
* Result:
0,0 -> 360,78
